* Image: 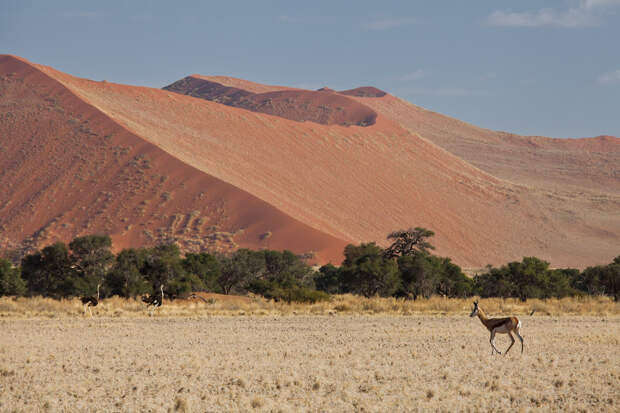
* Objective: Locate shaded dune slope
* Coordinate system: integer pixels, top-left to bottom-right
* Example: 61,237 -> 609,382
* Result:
163,76 -> 378,127
0,55 -> 347,263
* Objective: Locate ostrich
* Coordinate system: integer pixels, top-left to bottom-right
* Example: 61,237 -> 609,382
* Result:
142,285 -> 164,316
81,283 -> 100,317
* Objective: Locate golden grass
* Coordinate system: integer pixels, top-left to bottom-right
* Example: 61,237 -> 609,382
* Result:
0,294 -> 617,319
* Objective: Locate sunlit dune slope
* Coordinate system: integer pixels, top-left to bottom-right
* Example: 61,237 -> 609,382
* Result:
21,60 -> 618,268
358,95 -> 620,194
0,55 -> 347,263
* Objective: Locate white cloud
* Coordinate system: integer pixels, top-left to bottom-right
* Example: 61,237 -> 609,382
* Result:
363,18 -> 417,31
400,70 -> 425,81
488,8 -> 599,27
598,70 -> 620,84
582,0 -> 620,9
488,0 -> 620,28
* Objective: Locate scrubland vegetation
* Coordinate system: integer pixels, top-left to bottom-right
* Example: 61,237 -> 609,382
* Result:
1,229 -> 618,305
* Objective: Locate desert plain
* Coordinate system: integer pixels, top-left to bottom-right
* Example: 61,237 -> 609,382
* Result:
1,300 -> 618,412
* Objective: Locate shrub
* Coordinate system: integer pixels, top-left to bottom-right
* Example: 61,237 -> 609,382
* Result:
0,258 -> 26,296
247,279 -> 329,303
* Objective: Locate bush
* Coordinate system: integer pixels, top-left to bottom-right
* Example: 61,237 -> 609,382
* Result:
0,258 -> 26,296
248,279 -> 330,303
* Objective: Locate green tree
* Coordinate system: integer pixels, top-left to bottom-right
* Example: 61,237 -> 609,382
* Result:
577,259 -> 620,301
315,264 -> 341,294
436,257 -> 474,298
105,248 -> 150,297
0,258 -> 26,296
473,265 -> 517,298
340,243 -> 400,297
141,244 -> 189,296
262,250 -> 313,287
247,250 -> 320,302
511,257 -> 551,300
218,249 -> 266,294
21,242 -> 77,298
69,234 -> 115,296
604,258 -> 620,301
548,268 -> 580,298
384,227 -> 435,259
182,252 -> 222,292
398,254 -> 441,299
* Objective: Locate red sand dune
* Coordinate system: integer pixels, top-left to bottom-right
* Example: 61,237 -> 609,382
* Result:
0,55 -> 346,264
163,76 -> 378,127
1,55 -> 618,268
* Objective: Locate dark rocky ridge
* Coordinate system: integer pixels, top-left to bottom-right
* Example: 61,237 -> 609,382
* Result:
163,76 -> 380,127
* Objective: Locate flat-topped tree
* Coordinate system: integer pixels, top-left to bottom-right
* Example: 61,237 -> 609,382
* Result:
383,227 -> 435,259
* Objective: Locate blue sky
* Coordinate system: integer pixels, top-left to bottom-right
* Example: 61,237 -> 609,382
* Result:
1,0 -> 619,138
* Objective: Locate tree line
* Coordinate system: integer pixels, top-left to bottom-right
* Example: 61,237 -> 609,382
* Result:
0,229 -> 618,302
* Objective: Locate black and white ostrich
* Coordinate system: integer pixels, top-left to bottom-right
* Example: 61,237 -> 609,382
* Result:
142,285 -> 164,316
81,283 -> 100,317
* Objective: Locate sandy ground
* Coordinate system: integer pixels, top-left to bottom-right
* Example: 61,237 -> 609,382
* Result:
1,315 -> 617,412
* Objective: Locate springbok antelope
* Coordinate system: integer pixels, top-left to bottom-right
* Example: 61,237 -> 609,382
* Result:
470,300 -> 523,355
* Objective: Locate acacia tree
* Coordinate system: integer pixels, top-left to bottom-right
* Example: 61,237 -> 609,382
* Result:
69,234 -> 115,296
217,249 -> 266,294
21,242 -> 77,298
105,248 -> 150,297
182,252 -> 221,292
383,227 -> 435,259
340,242 -> 400,297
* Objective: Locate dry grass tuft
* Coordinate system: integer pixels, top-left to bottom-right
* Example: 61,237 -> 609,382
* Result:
173,397 -> 189,413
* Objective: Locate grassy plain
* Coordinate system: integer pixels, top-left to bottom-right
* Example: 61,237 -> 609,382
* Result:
0,297 -> 618,412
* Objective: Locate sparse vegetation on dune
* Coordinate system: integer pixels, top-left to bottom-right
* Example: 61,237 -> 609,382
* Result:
0,295 -> 617,319
0,315 -> 617,412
